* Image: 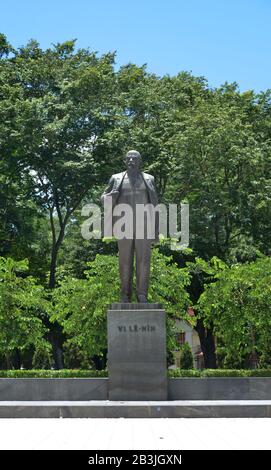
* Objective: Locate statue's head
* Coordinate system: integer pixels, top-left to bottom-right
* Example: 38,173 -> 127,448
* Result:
124,150 -> 142,171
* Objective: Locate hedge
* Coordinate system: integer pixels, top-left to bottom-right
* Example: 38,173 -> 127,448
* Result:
0,369 -> 108,378
169,369 -> 271,378
1,369 -> 271,378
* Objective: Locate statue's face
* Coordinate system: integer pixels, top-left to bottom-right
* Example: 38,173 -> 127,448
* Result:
124,152 -> 141,171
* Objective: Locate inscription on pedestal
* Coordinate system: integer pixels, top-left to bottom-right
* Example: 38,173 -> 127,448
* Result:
118,324 -> 156,333
107,305 -> 168,401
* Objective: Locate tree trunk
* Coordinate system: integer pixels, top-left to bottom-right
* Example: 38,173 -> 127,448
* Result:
48,228 -> 66,368
49,244 -> 58,289
48,205 -> 66,289
49,327 -> 64,370
13,349 -> 21,369
6,352 -> 12,370
195,319 -> 217,369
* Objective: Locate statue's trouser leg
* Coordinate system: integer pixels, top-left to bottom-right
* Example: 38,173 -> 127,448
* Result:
117,238 -> 134,301
135,238 -> 152,301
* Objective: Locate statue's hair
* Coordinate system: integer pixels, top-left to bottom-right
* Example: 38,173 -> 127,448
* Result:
125,150 -> 142,159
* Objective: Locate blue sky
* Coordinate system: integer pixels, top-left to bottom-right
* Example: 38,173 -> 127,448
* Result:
2,0 -> 270,92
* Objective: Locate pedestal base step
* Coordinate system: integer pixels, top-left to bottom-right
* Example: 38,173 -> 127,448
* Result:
0,400 -> 271,418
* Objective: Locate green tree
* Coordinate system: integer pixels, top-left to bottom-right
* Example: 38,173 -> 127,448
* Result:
0,37 -> 119,289
185,254 -> 227,368
0,257 -> 51,369
198,256 -> 271,367
164,84 -> 271,261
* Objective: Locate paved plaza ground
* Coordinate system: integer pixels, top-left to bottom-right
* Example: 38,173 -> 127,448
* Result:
0,418 -> 270,450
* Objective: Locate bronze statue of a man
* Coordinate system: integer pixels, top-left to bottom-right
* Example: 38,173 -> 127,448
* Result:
101,150 -> 159,303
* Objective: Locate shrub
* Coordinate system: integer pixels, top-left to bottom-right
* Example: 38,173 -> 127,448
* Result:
168,369 -> 271,378
179,343 -> 194,369
169,369 -> 201,378
1,368 -> 271,378
0,369 -> 108,378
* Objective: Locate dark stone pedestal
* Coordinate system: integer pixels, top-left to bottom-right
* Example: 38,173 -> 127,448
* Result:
107,303 -> 168,401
